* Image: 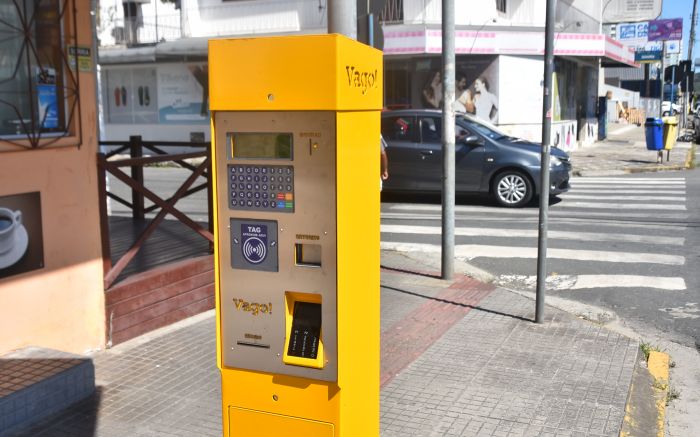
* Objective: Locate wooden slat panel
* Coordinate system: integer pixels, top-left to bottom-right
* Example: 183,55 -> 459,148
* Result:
107,271 -> 213,319
110,283 -> 214,334
110,296 -> 215,345
106,255 -> 213,303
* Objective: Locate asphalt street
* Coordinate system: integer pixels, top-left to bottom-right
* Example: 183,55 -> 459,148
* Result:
380,170 -> 700,350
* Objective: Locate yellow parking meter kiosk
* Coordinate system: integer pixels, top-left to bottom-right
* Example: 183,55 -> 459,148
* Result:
209,35 -> 383,436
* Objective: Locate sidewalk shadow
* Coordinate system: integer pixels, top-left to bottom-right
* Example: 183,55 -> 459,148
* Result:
9,388 -> 102,437
381,284 -> 532,323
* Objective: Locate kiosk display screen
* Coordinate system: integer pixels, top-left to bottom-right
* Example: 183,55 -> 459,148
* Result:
230,133 -> 292,160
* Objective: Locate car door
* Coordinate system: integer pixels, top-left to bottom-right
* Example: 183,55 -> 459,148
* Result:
454,123 -> 487,192
413,116 -> 487,193
381,114 -> 420,191
412,115 -> 443,191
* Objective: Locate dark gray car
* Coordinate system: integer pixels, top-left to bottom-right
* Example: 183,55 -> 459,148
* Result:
381,109 -> 572,207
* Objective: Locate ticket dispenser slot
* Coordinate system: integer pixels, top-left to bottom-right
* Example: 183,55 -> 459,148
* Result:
210,34 -> 382,437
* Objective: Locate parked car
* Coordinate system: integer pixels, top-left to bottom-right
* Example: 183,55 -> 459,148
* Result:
662,101 -> 681,116
380,109 -> 572,207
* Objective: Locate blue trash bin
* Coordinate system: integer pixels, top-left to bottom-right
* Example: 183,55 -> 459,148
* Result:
645,117 -> 663,150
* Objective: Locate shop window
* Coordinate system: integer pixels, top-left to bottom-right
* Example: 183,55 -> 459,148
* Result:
0,0 -> 80,150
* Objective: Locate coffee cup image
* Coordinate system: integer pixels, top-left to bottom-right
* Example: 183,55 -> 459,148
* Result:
0,207 -> 29,269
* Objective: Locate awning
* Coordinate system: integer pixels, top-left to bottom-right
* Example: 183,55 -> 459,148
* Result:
383,25 -> 639,68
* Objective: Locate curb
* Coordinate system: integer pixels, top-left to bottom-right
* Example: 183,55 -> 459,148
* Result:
648,351 -> 671,437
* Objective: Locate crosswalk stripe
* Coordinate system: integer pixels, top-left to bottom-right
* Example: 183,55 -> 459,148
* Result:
497,274 -> 686,291
555,201 -> 686,210
571,177 -> 685,182
387,204 -> 690,218
560,194 -> 685,201
380,224 -> 684,246
381,213 -> 688,231
564,189 -> 684,195
380,241 -> 685,265
569,179 -> 685,187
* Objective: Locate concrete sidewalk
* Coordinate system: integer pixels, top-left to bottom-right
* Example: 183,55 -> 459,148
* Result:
569,123 -> 694,176
8,250 -> 640,437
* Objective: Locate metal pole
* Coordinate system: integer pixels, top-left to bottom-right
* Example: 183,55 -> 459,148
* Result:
441,0 -> 455,280
689,0 -> 698,63
659,44 -> 666,118
328,0 -> 357,39
535,0 -> 555,324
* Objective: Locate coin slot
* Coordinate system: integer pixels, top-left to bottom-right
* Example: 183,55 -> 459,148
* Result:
295,243 -> 322,267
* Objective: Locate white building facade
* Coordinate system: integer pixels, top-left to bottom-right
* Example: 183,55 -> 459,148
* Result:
97,0 -> 637,150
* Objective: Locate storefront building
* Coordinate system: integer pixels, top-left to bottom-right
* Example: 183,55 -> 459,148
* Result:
0,0 -> 105,355
97,0 -> 637,151
382,28 -> 636,150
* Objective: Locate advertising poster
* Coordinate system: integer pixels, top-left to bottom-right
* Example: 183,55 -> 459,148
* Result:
648,18 -> 683,41
418,57 -> 499,123
0,192 -> 44,280
157,63 -> 209,124
36,67 -> 58,129
103,68 -> 157,124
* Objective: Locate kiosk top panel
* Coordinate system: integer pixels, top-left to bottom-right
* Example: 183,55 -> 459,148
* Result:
209,34 -> 383,111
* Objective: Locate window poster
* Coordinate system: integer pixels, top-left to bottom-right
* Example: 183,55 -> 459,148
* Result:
157,64 -> 209,124
0,192 -> 44,280
103,67 -> 157,124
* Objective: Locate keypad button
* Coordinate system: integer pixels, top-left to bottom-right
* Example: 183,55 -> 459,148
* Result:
270,176 -> 276,182
286,168 -> 292,175
286,185 -> 292,191
271,201 -> 277,208
254,167 -> 260,174
254,200 -> 261,207
246,175 -> 252,182
262,200 -> 269,207
262,176 -> 268,183
246,192 -> 252,198
230,167 -> 236,174
246,167 -> 252,174
278,184 -> 284,191
254,175 -> 260,182
246,200 -> 253,207
239,192 -> 245,198
239,183 -> 245,190
238,175 -> 244,182
254,192 -> 260,199
231,199 -> 238,206
261,167 -> 268,174
246,183 -> 252,190
262,184 -> 268,191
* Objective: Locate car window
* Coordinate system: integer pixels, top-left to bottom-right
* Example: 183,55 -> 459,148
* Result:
458,114 -> 508,140
419,117 -> 441,142
382,116 -> 416,141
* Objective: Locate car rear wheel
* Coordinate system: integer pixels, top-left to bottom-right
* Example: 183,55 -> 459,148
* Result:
493,171 -> 533,207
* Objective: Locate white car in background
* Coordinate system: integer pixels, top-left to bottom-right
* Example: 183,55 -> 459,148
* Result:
662,101 -> 681,116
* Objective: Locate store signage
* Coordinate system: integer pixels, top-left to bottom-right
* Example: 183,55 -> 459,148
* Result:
635,51 -> 662,62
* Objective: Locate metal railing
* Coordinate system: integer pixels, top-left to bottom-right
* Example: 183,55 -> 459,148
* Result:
97,136 -> 213,288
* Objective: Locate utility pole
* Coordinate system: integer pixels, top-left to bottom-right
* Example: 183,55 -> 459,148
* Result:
535,0 -> 555,324
441,0 -> 455,280
689,0 -> 698,62
328,0 -> 357,39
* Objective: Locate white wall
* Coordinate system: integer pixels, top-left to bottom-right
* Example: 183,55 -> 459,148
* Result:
497,55 -> 544,126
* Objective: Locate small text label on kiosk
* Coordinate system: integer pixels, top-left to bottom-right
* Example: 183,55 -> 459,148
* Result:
345,66 -> 377,95
233,298 -> 273,316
